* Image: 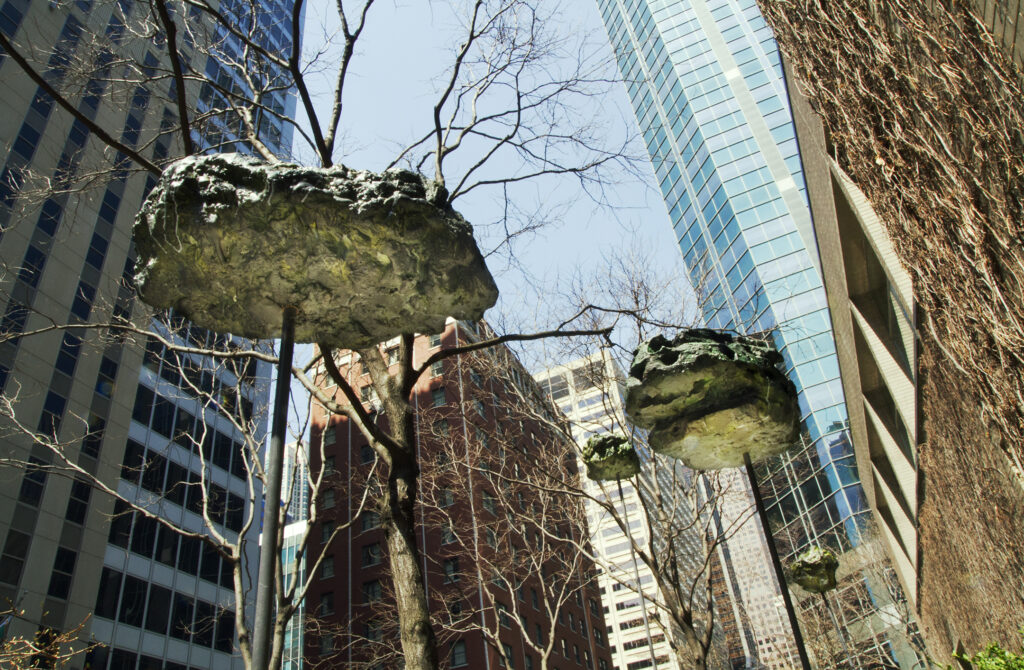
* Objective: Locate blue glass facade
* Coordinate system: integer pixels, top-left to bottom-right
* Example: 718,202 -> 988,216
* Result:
594,0 -> 924,664
596,0 -> 867,557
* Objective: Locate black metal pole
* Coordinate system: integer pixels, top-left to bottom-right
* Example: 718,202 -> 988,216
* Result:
251,305 -> 297,670
743,452 -> 813,670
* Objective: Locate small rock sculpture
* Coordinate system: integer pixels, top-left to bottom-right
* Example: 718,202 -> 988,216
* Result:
134,154 -> 498,346
624,330 -> 799,470
789,546 -> 840,593
582,434 -> 641,481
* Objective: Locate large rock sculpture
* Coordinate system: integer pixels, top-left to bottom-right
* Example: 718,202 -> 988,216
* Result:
789,546 -> 840,593
624,330 -> 799,470
582,434 -> 641,481
134,154 -> 499,347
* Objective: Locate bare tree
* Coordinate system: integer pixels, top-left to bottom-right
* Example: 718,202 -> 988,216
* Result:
0,0 -> 641,668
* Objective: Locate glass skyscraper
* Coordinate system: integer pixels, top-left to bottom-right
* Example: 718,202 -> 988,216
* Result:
595,0 -> 918,665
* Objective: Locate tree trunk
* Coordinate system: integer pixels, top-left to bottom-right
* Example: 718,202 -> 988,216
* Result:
384,421 -> 439,670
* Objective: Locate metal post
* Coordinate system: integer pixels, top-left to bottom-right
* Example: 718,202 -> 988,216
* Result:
821,592 -> 853,668
743,452 -> 812,670
251,305 -> 297,670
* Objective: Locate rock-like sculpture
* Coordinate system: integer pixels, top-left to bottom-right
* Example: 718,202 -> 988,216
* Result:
789,546 -> 839,593
134,154 -> 499,347
624,330 -> 799,470
582,434 -> 640,481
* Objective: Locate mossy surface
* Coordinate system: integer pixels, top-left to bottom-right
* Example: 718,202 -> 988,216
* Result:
789,546 -> 839,593
624,330 -> 799,469
582,434 -> 640,481
134,154 -> 498,347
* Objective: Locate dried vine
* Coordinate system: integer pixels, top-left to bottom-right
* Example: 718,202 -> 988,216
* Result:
756,0 -> 1024,484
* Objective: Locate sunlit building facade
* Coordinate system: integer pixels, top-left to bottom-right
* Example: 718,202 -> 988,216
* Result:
594,0 -> 920,665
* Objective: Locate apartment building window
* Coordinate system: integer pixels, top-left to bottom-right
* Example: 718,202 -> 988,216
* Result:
386,347 -> 399,365
119,575 -> 148,627
440,487 -> 455,507
365,619 -> 382,641
499,643 -> 515,668
451,641 -> 467,667
323,429 -> 336,446
362,510 -> 381,531
360,443 -> 376,464
525,654 -> 534,670
322,489 -> 336,510
441,522 -> 455,545
486,528 -> 498,548
322,521 -> 335,544
443,557 -> 460,583
474,399 -> 486,418
535,623 -> 543,645
497,602 -> 511,628
324,455 -> 335,474
320,592 -> 334,615
429,333 -> 442,348
319,633 -> 334,656
482,490 -> 497,514
363,579 -> 382,603
430,360 -> 443,377
431,387 -> 446,407
321,556 -> 334,579
145,585 -> 171,635
531,588 -> 539,610
361,542 -> 382,567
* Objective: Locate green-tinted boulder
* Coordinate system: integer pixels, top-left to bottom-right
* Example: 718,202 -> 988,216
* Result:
789,546 -> 840,593
582,434 -> 640,481
624,330 -> 799,470
134,154 -> 498,347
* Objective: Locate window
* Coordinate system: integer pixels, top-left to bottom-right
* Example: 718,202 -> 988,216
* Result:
94,568 -> 122,620
486,528 -> 498,548
362,579 -> 382,603
18,457 -> 47,506
362,510 -> 381,531
319,633 -> 334,656
324,455 -> 335,474
430,360 -> 443,377
443,557 -> 460,583
323,429 -> 336,446
119,575 -> 148,627
440,488 -> 455,507
534,623 -> 543,645
64,479 -> 91,525
321,521 -> 335,544
365,619 -> 382,641
441,522 -> 455,545
386,347 -> 399,365
429,333 -> 442,348
215,609 -> 235,653
360,444 -> 375,464
531,588 -> 539,610
482,490 -> 497,514
561,638 -> 569,658
46,547 -> 76,600
361,542 -> 382,567
171,594 -> 195,641
497,602 -> 511,628
574,644 -> 580,663
451,641 -> 468,667
145,585 -> 171,635
320,592 -> 334,615
321,556 -> 334,579
500,643 -> 515,668
431,387 -> 446,407
525,654 -> 534,670
474,399 -> 486,418
322,489 -> 336,509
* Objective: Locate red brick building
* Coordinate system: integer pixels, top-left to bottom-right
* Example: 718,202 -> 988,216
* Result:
304,320 -> 614,670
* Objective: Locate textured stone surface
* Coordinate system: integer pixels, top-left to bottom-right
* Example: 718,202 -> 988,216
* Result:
624,330 -> 799,470
134,154 -> 498,347
790,546 -> 839,593
582,434 -> 640,481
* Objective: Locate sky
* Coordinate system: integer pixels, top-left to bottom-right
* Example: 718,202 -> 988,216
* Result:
292,0 -> 692,341
281,0 -> 695,438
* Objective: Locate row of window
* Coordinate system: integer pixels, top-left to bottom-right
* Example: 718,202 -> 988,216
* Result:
121,439 -> 246,533
95,566 -> 235,653
108,500 -> 235,590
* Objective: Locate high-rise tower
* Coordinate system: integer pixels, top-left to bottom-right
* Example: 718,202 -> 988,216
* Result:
593,0 -> 921,665
0,1 -> 295,668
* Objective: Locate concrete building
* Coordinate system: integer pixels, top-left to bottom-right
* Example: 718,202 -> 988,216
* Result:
0,1 -> 294,667
305,320 -> 614,670
537,351 -> 797,670
592,0 -> 922,665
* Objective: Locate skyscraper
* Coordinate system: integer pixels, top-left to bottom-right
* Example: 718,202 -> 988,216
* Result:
0,1 -> 294,667
305,321 -> 614,670
593,0 -> 919,665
